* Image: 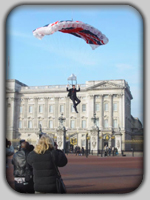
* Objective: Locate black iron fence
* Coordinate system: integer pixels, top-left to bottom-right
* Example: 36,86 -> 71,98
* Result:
64,149 -> 143,157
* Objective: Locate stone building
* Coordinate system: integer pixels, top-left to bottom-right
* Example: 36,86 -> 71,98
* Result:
6,79 -> 143,153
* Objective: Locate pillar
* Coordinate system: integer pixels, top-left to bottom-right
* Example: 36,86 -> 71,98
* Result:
54,97 -> 59,128
109,94 -> 113,129
34,98 -> 38,128
100,94 -> 103,130
90,128 -> 99,153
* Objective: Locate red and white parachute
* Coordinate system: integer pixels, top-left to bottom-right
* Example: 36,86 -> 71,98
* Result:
33,20 -> 109,50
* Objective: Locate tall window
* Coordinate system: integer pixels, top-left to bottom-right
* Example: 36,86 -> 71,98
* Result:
96,118 -> 99,126
113,103 -> 117,111
70,120 -> 75,128
82,120 -> 86,128
104,119 -> 108,128
82,104 -> 86,112
103,95 -> 109,99
81,140 -> 86,147
28,121 -> 32,128
39,121 -> 42,126
19,120 -> 22,128
39,105 -> 43,113
29,105 -> 33,113
113,119 -> 118,128
71,105 -> 75,112
49,105 -> 53,113
95,103 -> 100,111
49,120 -> 53,128
60,105 -> 64,113
104,103 -> 108,111
20,106 -> 22,113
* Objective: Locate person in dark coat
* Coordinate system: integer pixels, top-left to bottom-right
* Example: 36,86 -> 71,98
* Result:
27,135 -> 68,193
81,147 -> 85,156
66,84 -> 81,113
12,141 -> 34,193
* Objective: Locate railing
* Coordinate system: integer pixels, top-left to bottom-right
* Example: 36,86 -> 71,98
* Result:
121,150 -> 143,157
20,84 -> 88,91
64,149 -> 143,157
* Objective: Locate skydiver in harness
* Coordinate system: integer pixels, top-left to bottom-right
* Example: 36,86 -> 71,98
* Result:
66,84 -> 81,113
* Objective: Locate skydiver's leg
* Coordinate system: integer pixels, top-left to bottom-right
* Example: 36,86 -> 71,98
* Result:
71,97 -> 78,113
75,97 -> 81,107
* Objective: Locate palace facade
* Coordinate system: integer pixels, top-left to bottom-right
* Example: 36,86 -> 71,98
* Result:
6,79 -> 143,152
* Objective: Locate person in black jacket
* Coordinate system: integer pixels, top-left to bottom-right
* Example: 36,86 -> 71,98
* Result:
66,84 -> 81,113
27,135 -> 68,193
12,141 -> 34,193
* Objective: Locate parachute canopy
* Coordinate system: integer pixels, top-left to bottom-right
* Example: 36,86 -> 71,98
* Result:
67,74 -> 77,85
33,20 -> 109,50
67,73 -> 77,81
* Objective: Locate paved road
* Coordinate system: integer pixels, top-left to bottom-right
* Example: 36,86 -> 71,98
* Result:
6,154 -> 143,194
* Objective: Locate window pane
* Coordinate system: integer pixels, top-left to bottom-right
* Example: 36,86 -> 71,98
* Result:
19,121 -> 22,128
71,120 -> 75,128
82,104 -> 86,112
49,120 -> 53,128
60,105 -> 64,112
81,140 -> 85,147
29,106 -> 32,113
28,121 -> 32,128
39,105 -> 43,113
96,104 -> 100,111
20,106 -> 22,113
82,120 -> 86,128
113,119 -> 117,128
49,105 -> 53,113
39,121 -> 42,126
71,105 -> 75,112
96,119 -> 99,126
113,103 -> 117,111
104,103 -> 108,111
104,95 -> 108,99
104,119 -> 108,128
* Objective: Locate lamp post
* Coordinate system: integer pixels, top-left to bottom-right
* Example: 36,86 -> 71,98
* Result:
91,113 -> 99,126
58,113 -> 66,127
90,113 -> 100,155
38,124 -> 46,138
86,133 -> 89,158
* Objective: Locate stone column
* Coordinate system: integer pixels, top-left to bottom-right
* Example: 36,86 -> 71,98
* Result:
24,98 -> 28,128
99,94 -> 103,130
14,98 -> 19,139
87,95 -> 94,128
122,93 -> 125,130
65,97 -> 69,127
44,97 -> 48,128
34,98 -> 38,128
6,97 -> 15,140
54,97 -> 59,128
109,94 -> 113,129
77,96 -> 81,127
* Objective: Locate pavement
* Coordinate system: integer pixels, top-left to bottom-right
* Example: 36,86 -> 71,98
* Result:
6,154 -> 143,194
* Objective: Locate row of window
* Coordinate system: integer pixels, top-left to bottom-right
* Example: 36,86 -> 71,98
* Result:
20,103 -> 118,114
19,119 -> 118,129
